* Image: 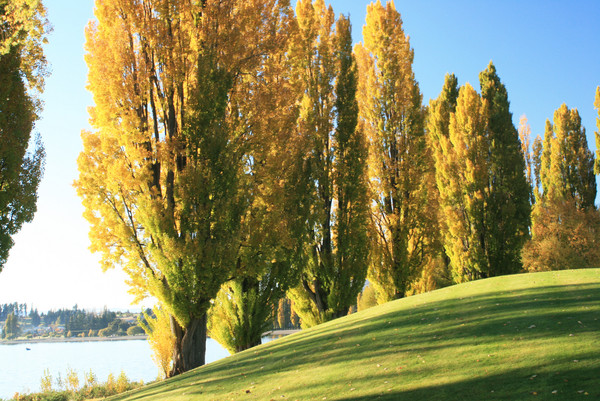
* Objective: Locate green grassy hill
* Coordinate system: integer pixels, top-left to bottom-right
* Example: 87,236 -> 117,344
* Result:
111,269 -> 600,400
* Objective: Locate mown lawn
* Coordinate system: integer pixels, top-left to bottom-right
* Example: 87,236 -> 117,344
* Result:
110,269 -> 600,400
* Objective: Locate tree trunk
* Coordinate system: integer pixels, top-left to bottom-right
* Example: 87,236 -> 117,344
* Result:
235,337 -> 262,353
170,313 -> 207,377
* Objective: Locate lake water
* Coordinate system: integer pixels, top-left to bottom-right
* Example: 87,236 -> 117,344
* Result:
0,337 -> 243,400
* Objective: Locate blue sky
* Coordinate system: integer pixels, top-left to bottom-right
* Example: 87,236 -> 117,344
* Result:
0,0 -> 598,312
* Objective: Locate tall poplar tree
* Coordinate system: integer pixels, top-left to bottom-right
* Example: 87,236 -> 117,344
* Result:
0,0 -> 49,271
479,63 -> 531,276
427,73 -> 459,278
522,103 -> 599,271
594,86 -> 600,175
431,83 -> 490,282
76,0 -> 291,375
355,0 -> 433,300
286,0 -> 369,327
429,65 -> 531,282
206,0 -> 297,354
539,105 -> 596,209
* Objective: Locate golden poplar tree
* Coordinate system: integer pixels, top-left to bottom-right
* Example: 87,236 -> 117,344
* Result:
432,83 -> 490,282
140,306 -> 175,379
522,103 -> 599,271
285,0 -> 369,327
76,0 -> 291,375
430,65 -> 531,282
540,105 -> 596,209
205,6 -> 301,353
355,0 -> 434,300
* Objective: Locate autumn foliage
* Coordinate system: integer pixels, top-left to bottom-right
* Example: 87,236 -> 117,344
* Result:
76,0 -> 599,375
522,103 -> 599,271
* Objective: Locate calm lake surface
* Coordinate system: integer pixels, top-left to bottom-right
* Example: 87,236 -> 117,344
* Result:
0,337 -> 248,399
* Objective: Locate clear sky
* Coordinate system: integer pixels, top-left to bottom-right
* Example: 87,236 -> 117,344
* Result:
0,0 -> 598,312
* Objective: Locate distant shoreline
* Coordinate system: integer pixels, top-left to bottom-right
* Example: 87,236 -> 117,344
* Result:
0,335 -> 148,345
0,330 -> 300,345
264,329 -> 301,337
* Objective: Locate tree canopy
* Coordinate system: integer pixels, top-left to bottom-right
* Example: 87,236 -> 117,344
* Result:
522,103 -> 599,272
428,64 -> 531,282
77,0 -> 293,375
355,0 -> 435,301
0,0 -> 49,271
74,0 -> 600,375
285,0 -> 369,327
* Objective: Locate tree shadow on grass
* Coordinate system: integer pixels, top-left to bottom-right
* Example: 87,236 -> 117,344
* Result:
330,362 -> 600,400
113,281 -> 600,400
190,284 -> 599,397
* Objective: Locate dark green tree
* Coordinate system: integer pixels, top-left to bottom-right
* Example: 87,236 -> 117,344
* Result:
479,62 -> 532,276
0,0 -> 49,271
329,15 -> 370,313
29,308 -> 41,326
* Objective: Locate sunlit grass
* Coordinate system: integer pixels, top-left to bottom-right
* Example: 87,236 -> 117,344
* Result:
109,269 -> 600,400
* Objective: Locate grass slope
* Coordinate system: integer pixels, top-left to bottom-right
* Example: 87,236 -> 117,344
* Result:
111,269 -> 600,400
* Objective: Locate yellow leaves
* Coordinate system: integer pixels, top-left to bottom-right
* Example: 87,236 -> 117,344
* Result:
357,0 -> 430,299
140,306 -> 176,379
79,0 -> 298,338
296,0 -> 317,40
0,0 -> 50,95
431,81 -> 493,282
